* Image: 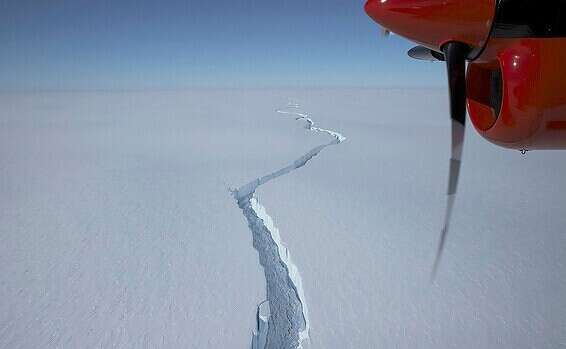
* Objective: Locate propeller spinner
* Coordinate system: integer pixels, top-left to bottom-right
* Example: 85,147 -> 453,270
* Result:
364,0 -> 497,278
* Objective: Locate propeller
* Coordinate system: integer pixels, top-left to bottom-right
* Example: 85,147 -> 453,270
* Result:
410,42 -> 469,280
365,0 -> 492,280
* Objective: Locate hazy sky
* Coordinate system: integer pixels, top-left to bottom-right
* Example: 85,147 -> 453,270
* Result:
0,0 -> 445,90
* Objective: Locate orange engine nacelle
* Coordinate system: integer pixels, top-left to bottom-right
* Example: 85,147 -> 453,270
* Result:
364,0 -> 496,59
467,38 -> 566,150
365,0 -> 566,150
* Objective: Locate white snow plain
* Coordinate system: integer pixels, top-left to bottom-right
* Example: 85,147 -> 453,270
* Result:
1,88 -> 566,348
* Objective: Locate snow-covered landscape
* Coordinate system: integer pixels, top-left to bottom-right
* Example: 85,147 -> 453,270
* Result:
1,88 -> 566,348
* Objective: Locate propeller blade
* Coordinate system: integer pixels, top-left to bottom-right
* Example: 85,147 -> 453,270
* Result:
431,42 -> 469,281
408,45 -> 445,62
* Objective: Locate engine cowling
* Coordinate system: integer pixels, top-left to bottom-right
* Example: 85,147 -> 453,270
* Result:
467,38 -> 566,150
364,0 -> 496,58
365,0 -> 566,150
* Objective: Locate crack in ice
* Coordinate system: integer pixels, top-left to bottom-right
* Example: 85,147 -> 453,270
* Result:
232,103 -> 345,349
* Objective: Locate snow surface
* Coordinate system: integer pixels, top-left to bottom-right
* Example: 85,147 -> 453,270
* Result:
1,89 -> 566,348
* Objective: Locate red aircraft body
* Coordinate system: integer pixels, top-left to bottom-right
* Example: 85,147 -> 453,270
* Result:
364,0 -> 566,276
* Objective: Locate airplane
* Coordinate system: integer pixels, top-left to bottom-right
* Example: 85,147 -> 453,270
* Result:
364,0 -> 566,278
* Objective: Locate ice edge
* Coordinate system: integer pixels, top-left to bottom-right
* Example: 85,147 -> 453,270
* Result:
232,103 -> 345,349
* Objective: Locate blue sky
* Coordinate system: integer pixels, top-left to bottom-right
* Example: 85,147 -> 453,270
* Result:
0,0 -> 445,90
